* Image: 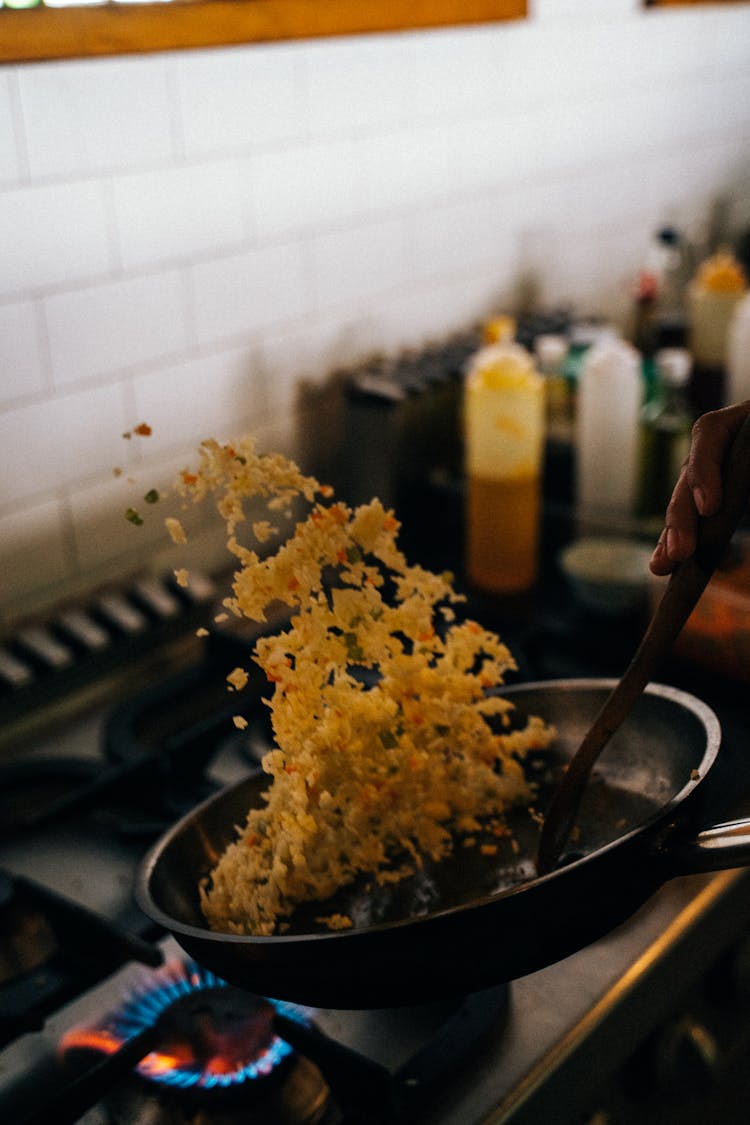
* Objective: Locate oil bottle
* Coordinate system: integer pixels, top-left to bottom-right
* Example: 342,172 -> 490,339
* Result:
464,342 -> 545,593
636,347 -> 693,525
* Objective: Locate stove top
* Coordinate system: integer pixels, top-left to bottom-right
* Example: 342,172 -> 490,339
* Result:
2,569 -> 750,1124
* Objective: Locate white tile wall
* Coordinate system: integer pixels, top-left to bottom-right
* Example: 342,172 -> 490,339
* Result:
44,270 -> 190,386
0,180 -> 113,295
0,72 -> 23,187
111,161 -> 248,270
1,0 -> 749,619
130,345 -> 267,459
0,301 -> 46,403
18,57 -> 176,180
175,43 -> 306,157
191,242 -> 310,345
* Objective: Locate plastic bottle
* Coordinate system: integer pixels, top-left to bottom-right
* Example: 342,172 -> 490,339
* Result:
687,248 -> 748,413
464,342 -> 545,593
561,320 -> 618,420
725,293 -> 750,406
576,337 -> 643,531
636,348 -> 693,523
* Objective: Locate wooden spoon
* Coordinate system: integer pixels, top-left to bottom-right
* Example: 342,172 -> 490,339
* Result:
536,413 -> 750,876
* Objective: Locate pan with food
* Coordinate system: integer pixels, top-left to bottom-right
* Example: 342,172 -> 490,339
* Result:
136,678 -> 750,1009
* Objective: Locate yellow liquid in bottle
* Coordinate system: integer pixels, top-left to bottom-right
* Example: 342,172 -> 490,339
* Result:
466,474 -> 540,593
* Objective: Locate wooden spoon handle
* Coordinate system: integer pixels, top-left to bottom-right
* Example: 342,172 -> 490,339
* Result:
536,412 -> 750,875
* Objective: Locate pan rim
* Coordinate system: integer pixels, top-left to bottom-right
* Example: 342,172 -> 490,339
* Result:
136,678 -> 721,946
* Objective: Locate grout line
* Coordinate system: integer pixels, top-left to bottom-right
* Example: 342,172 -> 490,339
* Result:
6,68 -> 30,186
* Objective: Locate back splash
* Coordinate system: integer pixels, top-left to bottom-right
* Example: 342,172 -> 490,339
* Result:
2,0 -> 750,622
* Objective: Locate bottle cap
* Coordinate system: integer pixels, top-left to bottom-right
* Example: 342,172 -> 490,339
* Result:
655,347 -> 692,387
482,315 -> 516,346
534,334 -> 568,373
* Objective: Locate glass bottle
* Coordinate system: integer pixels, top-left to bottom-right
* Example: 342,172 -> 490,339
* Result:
534,333 -> 571,440
636,348 -> 693,523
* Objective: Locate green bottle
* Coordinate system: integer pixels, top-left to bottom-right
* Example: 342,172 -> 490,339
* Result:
636,347 -> 693,524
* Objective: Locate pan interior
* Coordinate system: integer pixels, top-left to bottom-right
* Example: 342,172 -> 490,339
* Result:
144,681 -> 716,938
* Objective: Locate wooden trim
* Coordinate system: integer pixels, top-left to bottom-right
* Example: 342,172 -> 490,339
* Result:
0,0 -> 527,64
646,0 -> 747,6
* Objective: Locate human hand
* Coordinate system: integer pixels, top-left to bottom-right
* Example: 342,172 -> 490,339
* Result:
649,399 -> 750,576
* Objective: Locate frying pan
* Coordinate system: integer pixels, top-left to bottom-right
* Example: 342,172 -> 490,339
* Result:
137,679 -> 750,1009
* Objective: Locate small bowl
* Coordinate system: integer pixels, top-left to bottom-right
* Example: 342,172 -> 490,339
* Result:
560,537 -> 654,615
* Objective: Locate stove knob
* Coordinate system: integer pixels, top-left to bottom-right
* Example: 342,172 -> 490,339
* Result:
651,1015 -> 720,1096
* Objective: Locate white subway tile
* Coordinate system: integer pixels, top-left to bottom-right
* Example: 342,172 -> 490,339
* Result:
0,382 -> 127,506
311,218 -> 407,311
305,34 -> 412,135
175,43 -> 305,157
412,25 -> 513,119
0,72 -> 22,187
191,242 -> 310,347
44,271 -> 189,387
358,108 -> 545,215
532,0 -> 639,21
358,126 -> 459,212
18,57 -> 174,180
259,314 -> 376,417
456,111 -> 547,192
111,162 -> 245,270
0,180 -> 112,297
248,139 -> 361,240
410,196 -> 516,282
131,346 -> 267,459
547,164 -> 646,232
0,498 -> 70,605
686,74 -> 750,140
368,269 -> 502,355
0,301 -> 46,404
710,8 -> 750,73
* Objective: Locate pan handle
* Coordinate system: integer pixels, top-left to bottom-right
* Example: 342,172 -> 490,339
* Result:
661,818 -> 750,874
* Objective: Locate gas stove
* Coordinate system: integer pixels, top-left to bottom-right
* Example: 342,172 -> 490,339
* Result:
2,567 -> 750,1125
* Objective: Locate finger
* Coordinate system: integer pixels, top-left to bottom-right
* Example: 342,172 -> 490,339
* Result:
664,467 -> 699,561
685,404 -> 749,517
649,528 -> 672,576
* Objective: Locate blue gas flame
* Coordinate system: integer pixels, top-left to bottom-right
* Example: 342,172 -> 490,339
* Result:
98,959 -> 312,1089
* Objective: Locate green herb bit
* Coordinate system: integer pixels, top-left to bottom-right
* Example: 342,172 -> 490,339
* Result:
379,729 -> 398,749
143,489 -> 160,504
344,632 -> 364,662
125,508 -> 144,526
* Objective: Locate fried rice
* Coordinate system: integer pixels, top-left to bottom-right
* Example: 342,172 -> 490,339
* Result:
170,437 -> 554,936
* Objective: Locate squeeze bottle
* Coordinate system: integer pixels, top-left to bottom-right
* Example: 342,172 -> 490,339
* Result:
576,338 -> 643,531
464,342 -> 545,593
